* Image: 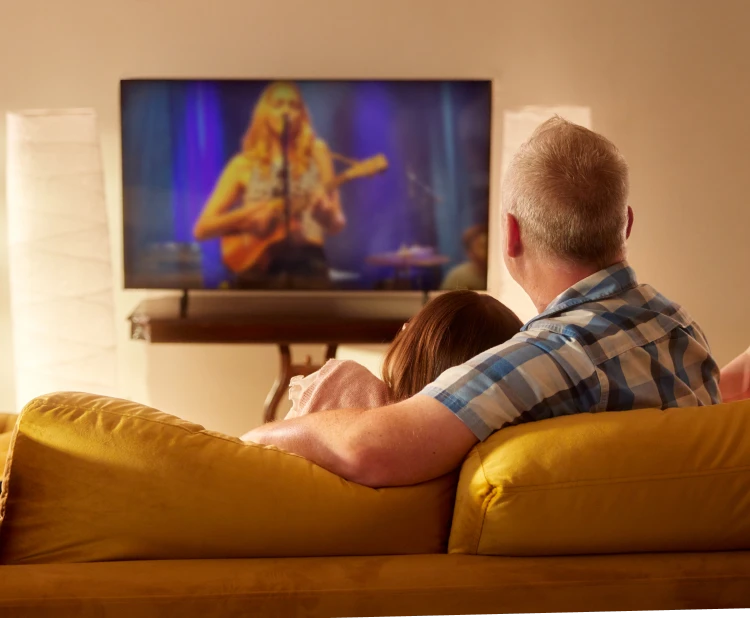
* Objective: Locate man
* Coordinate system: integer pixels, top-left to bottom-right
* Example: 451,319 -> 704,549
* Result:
244,117 -> 720,487
440,224 -> 488,291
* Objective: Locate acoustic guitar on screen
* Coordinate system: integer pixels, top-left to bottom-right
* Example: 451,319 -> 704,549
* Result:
220,154 -> 388,273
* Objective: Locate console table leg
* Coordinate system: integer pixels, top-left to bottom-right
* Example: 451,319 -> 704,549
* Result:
263,345 -> 292,424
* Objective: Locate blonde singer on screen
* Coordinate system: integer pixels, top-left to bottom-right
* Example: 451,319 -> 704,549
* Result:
193,81 -> 345,286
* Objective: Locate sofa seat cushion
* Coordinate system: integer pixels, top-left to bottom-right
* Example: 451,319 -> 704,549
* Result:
1,552 -> 749,617
0,393 -> 456,564
449,401 -> 750,556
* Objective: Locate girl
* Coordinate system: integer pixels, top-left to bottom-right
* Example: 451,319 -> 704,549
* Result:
285,290 -> 523,417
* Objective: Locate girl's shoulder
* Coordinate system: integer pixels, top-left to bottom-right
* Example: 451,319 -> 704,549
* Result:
288,359 -> 391,417
317,358 -> 378,380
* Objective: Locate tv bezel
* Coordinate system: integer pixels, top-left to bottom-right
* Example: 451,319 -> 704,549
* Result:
118,77 -> 499,296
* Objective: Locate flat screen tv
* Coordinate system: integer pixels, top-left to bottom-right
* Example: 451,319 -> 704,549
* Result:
121,79 -> 492,292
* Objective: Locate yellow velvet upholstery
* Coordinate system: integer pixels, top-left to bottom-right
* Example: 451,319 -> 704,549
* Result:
0,413 -> 18,478
0,432 -> 12,468
1,552 -> 750,617
0,393 -> 456,565
449,400 -> 750,556
2,394 -> 750,614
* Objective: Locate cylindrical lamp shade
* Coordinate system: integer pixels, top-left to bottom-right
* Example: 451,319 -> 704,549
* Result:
6,109 -> 117,411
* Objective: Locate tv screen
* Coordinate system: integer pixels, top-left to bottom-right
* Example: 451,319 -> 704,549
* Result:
121,79 -> 492,292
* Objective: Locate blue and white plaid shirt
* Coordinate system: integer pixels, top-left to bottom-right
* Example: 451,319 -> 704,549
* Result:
422,261 -> 720,440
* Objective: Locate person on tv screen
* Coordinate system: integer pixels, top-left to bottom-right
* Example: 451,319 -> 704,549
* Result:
193,81 -> 346,286
440,223 -> 489,290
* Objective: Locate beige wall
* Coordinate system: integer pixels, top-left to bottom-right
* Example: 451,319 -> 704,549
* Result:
1,0 -> 749,433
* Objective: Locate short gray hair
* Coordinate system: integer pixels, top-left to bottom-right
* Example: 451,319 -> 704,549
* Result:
502,116 -> 630,268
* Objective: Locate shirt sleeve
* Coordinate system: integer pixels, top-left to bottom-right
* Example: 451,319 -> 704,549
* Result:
419,330 -> 601,440
286,359 -> 391,418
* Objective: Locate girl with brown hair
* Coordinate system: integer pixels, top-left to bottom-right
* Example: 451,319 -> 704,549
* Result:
283,290 -> 523,418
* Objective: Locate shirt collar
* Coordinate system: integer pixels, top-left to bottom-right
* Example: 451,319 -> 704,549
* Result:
522,261 -> 638,331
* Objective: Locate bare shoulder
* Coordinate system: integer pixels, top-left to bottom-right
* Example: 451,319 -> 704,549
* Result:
312,137 -> 331,156
311,138 -> 334,167
228,153 -> 253,173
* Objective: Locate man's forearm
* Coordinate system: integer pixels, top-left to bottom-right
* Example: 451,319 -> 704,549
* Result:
242,408 -> 366,482
241,395 -> 479,489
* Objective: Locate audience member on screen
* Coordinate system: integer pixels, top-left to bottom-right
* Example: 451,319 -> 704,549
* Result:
192,81 -> 345,285
266,291 -> 522,421
243,117 -> 720,488
440,224 -> 489,291
720,345 -> 750,402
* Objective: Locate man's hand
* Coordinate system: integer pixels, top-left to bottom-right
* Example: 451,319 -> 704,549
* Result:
242,395 -> 479,487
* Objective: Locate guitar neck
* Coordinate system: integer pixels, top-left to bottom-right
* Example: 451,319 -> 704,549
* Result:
311,155 -> 385,196
324,172 -> 354,193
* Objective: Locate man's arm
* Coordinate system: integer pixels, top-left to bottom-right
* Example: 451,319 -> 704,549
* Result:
720,346 -> 750,402
242,395 -> 478,488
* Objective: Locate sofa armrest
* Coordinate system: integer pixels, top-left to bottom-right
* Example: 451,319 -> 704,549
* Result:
450,401 -> 750,556
0,414 -> 18,476
0,392 -> 457,565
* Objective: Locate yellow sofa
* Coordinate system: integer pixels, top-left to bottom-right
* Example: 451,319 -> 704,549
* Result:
0,412 -> 16,473
1,392 -> 749,617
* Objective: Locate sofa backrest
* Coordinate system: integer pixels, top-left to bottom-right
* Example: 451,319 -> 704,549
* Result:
0,393 -> 456,565
0,413 -> 18,479
449,400 -> 750,555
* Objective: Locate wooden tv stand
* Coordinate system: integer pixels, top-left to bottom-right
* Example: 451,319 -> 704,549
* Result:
128,295 -> 407,423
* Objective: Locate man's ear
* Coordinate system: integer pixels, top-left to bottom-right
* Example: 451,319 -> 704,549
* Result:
625,205 -> 634,239
505,213 -> 522,258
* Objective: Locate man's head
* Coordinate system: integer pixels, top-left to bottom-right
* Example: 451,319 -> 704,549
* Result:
501,117 -> 632,285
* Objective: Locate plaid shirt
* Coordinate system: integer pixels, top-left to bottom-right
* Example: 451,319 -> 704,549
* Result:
422,262 -> 720,440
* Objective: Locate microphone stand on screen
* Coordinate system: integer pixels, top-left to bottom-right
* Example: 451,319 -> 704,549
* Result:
406,167 -> 442,205
405,165 -> 443,244
405,165 -> 443,301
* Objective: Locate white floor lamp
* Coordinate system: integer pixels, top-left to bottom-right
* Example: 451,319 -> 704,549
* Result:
6,109 -> 117,411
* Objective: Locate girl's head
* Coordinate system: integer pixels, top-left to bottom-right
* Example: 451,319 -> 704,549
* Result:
241,81 -> 316,178
382,291 -> 523,402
